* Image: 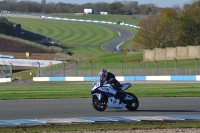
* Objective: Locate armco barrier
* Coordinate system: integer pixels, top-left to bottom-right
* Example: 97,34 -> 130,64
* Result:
0,78 -> 12,83
33,75 -> 200,82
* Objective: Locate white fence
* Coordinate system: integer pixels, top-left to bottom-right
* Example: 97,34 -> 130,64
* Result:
0,58 -> 62,67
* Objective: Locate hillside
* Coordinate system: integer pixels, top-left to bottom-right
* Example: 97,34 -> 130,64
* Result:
0,37 -> 70,60
0,37 -> 52,53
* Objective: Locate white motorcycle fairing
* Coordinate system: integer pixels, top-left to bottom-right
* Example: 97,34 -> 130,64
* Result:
91,82 -> 132,108
107,97 -> 126,108
91,79 -> 139,111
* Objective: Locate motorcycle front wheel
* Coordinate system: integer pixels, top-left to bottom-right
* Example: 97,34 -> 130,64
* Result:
125,92 -> 139,111
91,94 -> 107,111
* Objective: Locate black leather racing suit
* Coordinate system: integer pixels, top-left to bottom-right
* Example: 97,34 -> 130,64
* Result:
100,72 -> 122,92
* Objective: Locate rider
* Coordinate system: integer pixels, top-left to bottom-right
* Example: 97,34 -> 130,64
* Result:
99,69 -> 126,99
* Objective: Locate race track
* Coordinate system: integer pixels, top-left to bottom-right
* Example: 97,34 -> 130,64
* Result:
0,97 -> 200,120
1,14 -> 200,124
100,24 -> 134,53
1,14 -> 134,53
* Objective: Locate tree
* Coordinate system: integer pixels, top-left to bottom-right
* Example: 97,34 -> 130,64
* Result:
106,2 -> 124,14
156,8 -> 180,47
134,8 -> 180,49
178,0 -> 200,46
0,17 -> 15,36
41,0 -> 46,5
134,13 -> 160,49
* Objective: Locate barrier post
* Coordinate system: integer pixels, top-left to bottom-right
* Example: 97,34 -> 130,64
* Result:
89,61 -> 92,76
174,58 -> 177,75
50,62 -> 52,77
155,59 -> 158,75
138,60 -> 140,76
196,57 -> 198,75
76,61 -> 78,76
4,63 -> 7,78
121,60 -> 123,76
62,61 -> 65,77
10,63 -> 13,78
0,65 -> 2,78
37,62 -> 40,77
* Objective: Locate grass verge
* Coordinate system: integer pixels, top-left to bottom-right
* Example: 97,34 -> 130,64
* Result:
0,83 -> 200,99
0,121 -> 200,132
6,17 -> 119,60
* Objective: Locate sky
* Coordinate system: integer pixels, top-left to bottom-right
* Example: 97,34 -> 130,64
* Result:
35,0 -> 191,8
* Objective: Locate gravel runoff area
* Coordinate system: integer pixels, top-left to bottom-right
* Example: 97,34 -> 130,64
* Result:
43,128 -> 200,133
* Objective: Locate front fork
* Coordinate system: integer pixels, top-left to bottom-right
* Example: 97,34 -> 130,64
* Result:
93,93 -> 103,101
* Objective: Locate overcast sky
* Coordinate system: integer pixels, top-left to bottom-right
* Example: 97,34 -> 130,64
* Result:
34,0 -> 192,8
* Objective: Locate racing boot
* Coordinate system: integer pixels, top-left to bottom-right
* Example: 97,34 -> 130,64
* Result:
117,88 -> 126,100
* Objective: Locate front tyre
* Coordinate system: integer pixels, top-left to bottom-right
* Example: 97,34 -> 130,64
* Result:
125,92 -> 139,111
91,94 -> 107,111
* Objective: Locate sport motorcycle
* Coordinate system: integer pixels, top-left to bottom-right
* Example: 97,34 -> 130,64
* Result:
91,79 -> 139,111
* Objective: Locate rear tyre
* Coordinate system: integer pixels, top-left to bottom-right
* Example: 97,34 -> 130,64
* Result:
125,92 -> 139,111
91,94 -> 107,111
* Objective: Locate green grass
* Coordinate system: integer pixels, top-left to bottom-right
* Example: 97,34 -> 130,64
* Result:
2,14 -> 142,62
2,13 -> 200,133
7,17 -> 120,60
0,83 -> 200,100
5,16 -> 200,76
51,13 -> 141,24
52,13 -> 141,51
0,121 -> 200,132
53,14 -> 141,52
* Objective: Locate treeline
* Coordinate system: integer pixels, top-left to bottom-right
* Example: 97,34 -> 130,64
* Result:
134,0 -> 200,49
0,17 -> 15,36
0,1 -> 163,15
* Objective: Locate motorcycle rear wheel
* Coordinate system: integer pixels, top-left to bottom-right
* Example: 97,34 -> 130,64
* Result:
125,92 -> 139,111
91,95 -> 107,111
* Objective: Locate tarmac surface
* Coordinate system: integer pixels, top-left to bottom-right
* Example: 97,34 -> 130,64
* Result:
0,97 -> 199,120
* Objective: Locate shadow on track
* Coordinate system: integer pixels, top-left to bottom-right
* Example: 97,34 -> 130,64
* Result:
106,110 -> 200,113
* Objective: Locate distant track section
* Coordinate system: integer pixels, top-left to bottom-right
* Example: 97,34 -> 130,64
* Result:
1,14 -> 135,53
41,16 -> 135,53
100,24 -> 134,53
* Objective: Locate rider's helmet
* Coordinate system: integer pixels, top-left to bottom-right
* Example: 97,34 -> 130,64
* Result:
99,69 -> 107,81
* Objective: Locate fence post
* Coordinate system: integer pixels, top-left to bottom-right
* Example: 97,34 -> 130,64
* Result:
196,57 -> 198,75
138,60 -> 140,76
50,62 -> 52,77
4,63 -> 7,78
62,61 -> 65,77
121,60 -> 123,76
37,62 -> 40,77
155,59 -> 158,76
76,61 -> 78,76
0,65 -> 2,78
20,72 -> 22,80
174,58 -> 177,75
10,63 -> 13,78
89,61 -> 92,76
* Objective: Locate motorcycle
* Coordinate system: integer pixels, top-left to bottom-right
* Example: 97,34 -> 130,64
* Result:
91,79 -> 139,111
